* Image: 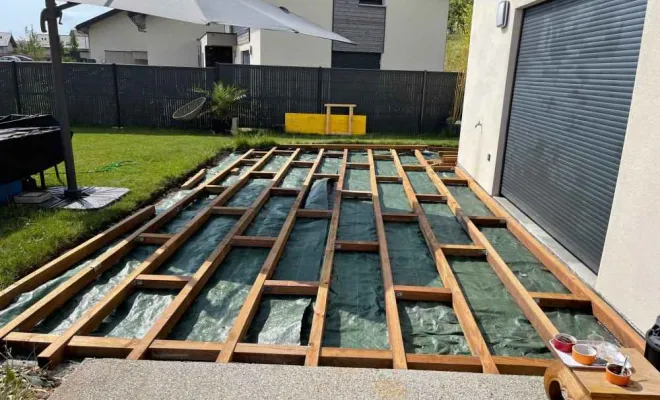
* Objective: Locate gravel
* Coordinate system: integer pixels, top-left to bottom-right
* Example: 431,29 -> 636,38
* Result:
50,358 -> 547,400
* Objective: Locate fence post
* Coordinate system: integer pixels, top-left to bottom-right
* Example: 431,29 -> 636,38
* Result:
419,70 -> 428,133
317,66 -> 324,113
112,63 -> 121,127
12,61 -> 22,114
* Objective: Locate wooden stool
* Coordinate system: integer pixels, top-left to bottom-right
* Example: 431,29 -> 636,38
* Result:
324,103 -> 356,135
544,348 -> 660,399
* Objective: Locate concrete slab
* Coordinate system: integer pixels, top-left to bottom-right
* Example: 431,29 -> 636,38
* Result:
50,359 -> 547,400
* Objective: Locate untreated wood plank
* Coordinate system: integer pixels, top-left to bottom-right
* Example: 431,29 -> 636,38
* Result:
291,160 -> 314,167
493,356 -> 552,376
340,190 -> 372,199
319,347 -> 393,369
312,173 -> 339,180
181,168 -> 206,190
367,149 -> 407,369
416,194 -> 446,203
0,206 -> 154,310
305,149 -> 348,367
381,213 -> 417,222
375,176 -> 402,183
395,150 -> 499,374
263,280 -> 319,296
134,275 -> 191,290
216,150 -> 325,363
346,162 -> 370,170
296,209 -> 332,219
402,164 -> 426,171
406,354 -> 482,373
439,244 -> 486,257
441,178 -> 469,186
470,216 -> 507,227
373,154 -> 393,161
335,240 -> 380,252
270,187 -> 300,196
393,285 -> 453,302
136,233 -> 173,245
204,185 -> 226,195
530,292 -> 592,310
211,206 -> 248,216
251,171 -> 277,179
231,236 -> 277,248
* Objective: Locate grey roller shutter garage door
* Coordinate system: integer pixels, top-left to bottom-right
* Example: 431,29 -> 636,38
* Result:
501,0 -> 647,272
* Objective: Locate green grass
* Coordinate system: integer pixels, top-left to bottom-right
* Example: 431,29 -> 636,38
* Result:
444,31 -> 471,72
0,127 -> 457,288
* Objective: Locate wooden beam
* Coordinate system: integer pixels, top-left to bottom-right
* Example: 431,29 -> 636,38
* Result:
335,240 -> 379,252
393,285 -> 452,302
319,347 -> 393,369
407,354 -> 482,373
204,185 -> 226,195
381,213 -> 417,222
216,150 -> 325,363
134,275 -> 191,290
250,171 -> 277,179
211,206 -> 248,216
394,150 -> 499,374
340,190 -> 372,199
291,160 -> 314,167
306,149 -> 348,367
470,216 -> 507,227
35,150 -> 261,368
439,244 -> 486,257
123,148 -> 293,363
296,209 -> 332,219
493,356 -> 552,376
270,187 -> 300,196
416,194 -> 446,203
375,176 -> 402,183
432,165 -> 455,172
530,292 -> 592,310
136,233 -> 173,245
366,149 -> 407,369
441,178 -> 468,186
181,168 -> 206,190
231,236 -> 277,248
346,162 -> 370,170
373,154 -> 393,161
312,173 -> 339,180
402,164 -> 426,171
263,280 -> 319,296
0,206 -> 154,310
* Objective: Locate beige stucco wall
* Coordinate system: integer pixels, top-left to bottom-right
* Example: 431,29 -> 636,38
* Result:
381,0 -> 449,72
87,12 -> 147,64
596,0 -> 660,332
146,17 -> 226,67
459,0 -> 659,331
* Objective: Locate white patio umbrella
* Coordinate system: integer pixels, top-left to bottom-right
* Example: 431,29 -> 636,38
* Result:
41,0 -> 350,202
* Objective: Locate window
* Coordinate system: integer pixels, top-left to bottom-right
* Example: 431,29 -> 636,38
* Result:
332,51 -> 381,69
359,0 -> 383,5
241,50 -> 250,65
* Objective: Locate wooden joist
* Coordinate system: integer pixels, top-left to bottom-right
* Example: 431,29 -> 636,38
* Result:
401,164 -> 426,171
416,193 -> 446,203
204,185 -> 226,195
439,244 -> 486,257
211,206 -> 248,216
251,171 -> 277,179
270,187 -> 300,196
346,162 -> 370,170
181,168 -> 206,190
134,275 -> 191,290
312,173 -> 339,180
375,176 -> 402,183
340,190 -> 372,199
530,292 -> 592,310
136,233 -> 173,245
290,160 -> 314,167
381,212 -> 417,222
393,285 -> 452,302
263,280 -> 319,296
469,216 -> 507,227
441,178 -> 468,186
231,236 -> 277,248
335,240 -> 380,252
296,209 -> 332,219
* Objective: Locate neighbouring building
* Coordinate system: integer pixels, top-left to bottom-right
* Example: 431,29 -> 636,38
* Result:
458,0 -> 659,332
0,32 -> 16,55
75,0 -> 449,71
36,32 -> 91,59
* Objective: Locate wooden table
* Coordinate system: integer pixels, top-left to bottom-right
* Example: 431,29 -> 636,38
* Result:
544,348 -> 660,399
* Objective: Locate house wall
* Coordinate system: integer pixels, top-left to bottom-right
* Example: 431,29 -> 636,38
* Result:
332,0 -> 386,53
87,12 -> 147,64
380,0 -> 448,71
145,17 -> 226,67
458,0 -> 660,331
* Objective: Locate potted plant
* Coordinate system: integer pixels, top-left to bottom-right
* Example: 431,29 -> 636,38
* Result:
196,82 -> 248,134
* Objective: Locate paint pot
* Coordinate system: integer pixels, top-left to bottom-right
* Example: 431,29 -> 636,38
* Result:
572,344 -> 597,365
605,363 -> 632,386
552,333 -> 577,353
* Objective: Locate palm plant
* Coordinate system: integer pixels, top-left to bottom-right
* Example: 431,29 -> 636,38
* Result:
196,82 -> 248,120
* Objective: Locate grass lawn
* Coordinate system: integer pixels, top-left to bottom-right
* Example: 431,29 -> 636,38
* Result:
0,127 -> 458,288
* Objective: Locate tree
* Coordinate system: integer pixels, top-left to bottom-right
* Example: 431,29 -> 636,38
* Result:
13,25 -> 47,60
444,0 -> 473,72
447,0 -> 473,35
69,30 -> 79,53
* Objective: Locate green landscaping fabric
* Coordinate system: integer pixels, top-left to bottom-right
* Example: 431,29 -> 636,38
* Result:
298,152 -> 319,161
378,183 -> 412,213
91,290 -> 176,339
203,153 -> 241,183
323,252 -> 389,349
546,309 -> 619,344
264,155 -> 290,172
407,171 -> 439,195
273,218 -> 328,281
155,190 -> 193,214
386,222 -> 442,287
227,179 -> 271,207
348,151 -> 368,163
448,256 -> 552,358
399,153 -> 420,165
376,160 -> 397,176
337,200 -> 377,241
422,203 -> 472,244
217,165 -> 251,187
481,227 -> 569,293
245,196 -> 295,237
345,169 -> 371,191
436,171 -> 457,179
398,301 -> 470,355
157,216 -> 238,275
305,179 -> 334,210
320,157 -> 342,174
447,186 -> 493,216
158,195 -> 216,234
169,248 -> 269,342
35,245 -> 159,335
281,167 -> 310,189
245,295 -> 313,346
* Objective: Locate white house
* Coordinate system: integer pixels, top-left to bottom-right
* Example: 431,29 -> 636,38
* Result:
76,0 -> 449,71
36,32 -> 90,59
0,33 -> 16,55
458,0 -> 659,332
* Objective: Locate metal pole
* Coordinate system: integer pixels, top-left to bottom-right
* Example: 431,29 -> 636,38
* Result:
44,0 -> 80,197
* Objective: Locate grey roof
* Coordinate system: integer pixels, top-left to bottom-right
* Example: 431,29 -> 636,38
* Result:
0,33 -> 16,47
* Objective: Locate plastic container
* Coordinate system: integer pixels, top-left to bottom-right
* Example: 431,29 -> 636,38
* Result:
645,315 -> 660,371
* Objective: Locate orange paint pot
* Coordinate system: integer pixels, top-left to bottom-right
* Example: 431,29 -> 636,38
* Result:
572,344 -> 597,365
605,363 -> 632,386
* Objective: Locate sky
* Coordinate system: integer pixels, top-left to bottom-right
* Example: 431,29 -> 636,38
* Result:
1,0 -> 108,37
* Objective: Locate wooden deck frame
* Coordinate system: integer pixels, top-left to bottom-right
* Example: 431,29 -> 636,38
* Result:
0,145 -> 642,376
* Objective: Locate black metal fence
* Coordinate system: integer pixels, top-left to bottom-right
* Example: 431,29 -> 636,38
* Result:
0,62 -> 459,133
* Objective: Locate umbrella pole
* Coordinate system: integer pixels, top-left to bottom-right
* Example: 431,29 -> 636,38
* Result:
44,0 -> 80,198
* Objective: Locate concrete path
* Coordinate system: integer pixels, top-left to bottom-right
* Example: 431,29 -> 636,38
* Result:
50,359 -> 547,400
